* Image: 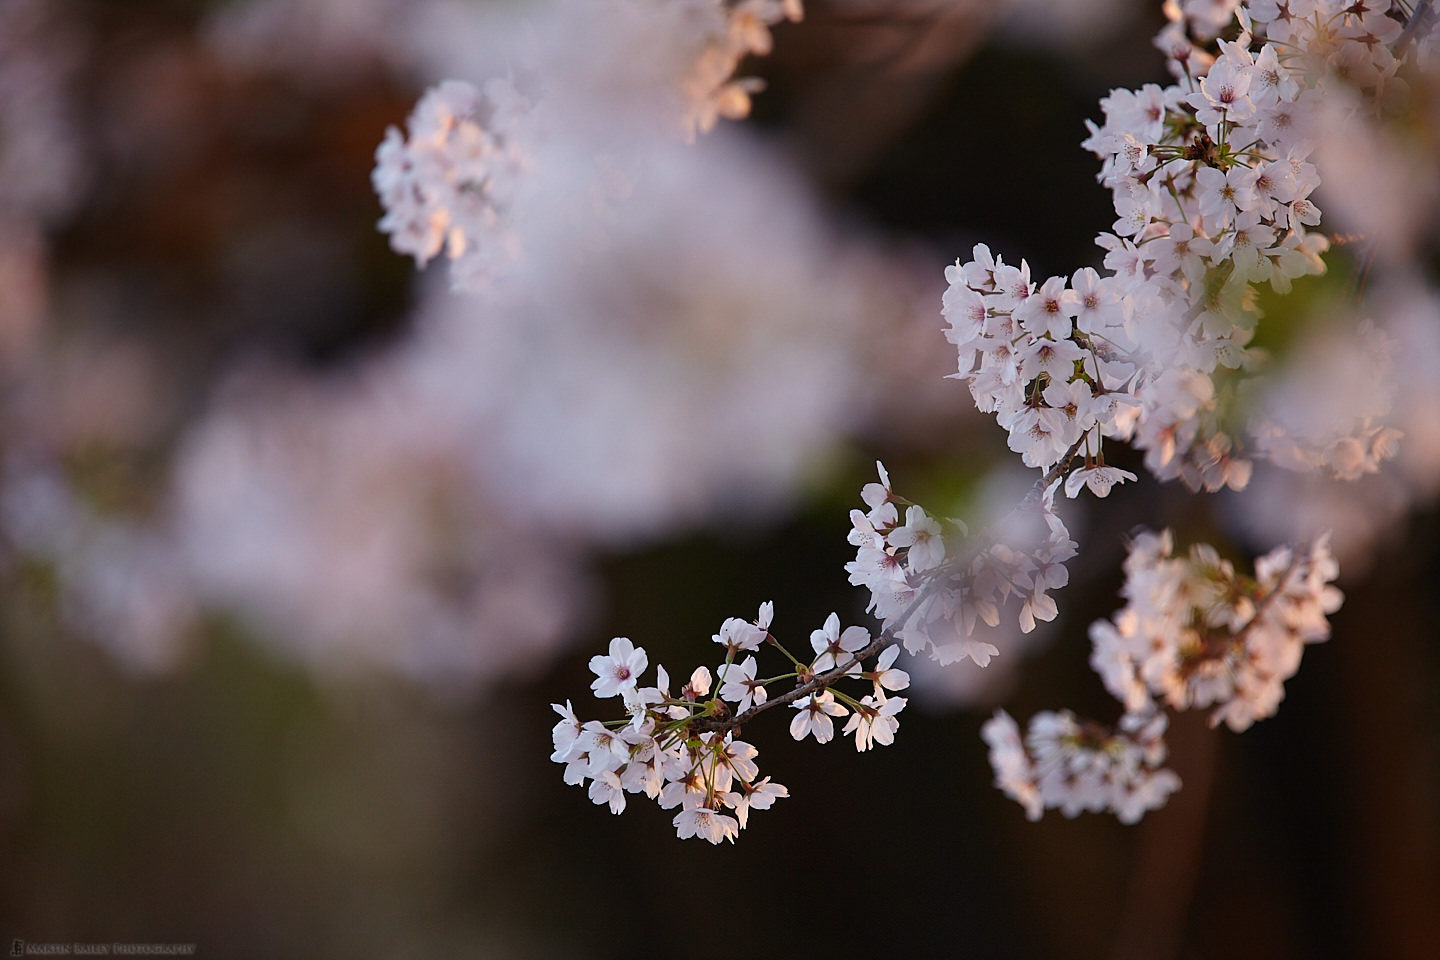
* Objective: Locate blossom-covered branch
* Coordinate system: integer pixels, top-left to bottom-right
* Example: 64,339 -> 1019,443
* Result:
362,0 -> 1437,840
550,438 -> 1087,842
707,434 -> 1088,733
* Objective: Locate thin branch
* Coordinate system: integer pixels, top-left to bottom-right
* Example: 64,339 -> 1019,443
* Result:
1224,550 -> 1304,645
697,435 -> 1087,736
1178,549 -> 1303,681
1018,434 -> 1088,512
695,577 -> 943,736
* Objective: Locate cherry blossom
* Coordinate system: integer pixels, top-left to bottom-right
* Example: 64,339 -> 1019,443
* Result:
673,806 -> 740,844
539,0 -> 1427,839
983,709 -> 1181,823
841,695 -> 907,752
555,604 -> 907,839
1087,529 -> 1342,730
589,637 -> 649,699
717,655 -> 767,711
790,690 -> 848,743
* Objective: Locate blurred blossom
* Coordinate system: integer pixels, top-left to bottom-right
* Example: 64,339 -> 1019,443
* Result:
0,225 -> 49,367
54,519 -> 197,673
0,0 -> 966,692
0,330 -> 189,671
1227,283 -> 1440,570
0,0 -> 88,367
1246,318 -> 1400,482
905,616 -> 1031,705
371,0 -> 812,290
0,0 -> 89,226
208,0 -> 803,139
172,361 -> 594,692
903,464 -> 1082,707
424,130 -> 877,539
1312,87 -> 1440,266
1,461 -> 196,674
362,0 -> 964,553
172,115 -> 937,685
478,0 -> 804,140
3,333 -> 165,453
202,0 -> 522,86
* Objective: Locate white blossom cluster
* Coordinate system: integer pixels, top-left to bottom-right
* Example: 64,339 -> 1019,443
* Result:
371,78 -> 533,289
18,0 -> 890,687
371,1 -> 801,290
846,462 -> 1077,667
544,0 -> 1434,837
982,708 -> 1181,824
948,0 -> 1430,497
942,246 -> 1147,485
1089,528 -> 1342,732
552,602 -> 910,841
984,526 -> 1340,822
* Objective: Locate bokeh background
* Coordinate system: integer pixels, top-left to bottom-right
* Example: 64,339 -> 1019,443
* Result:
1,1 -> 1438,957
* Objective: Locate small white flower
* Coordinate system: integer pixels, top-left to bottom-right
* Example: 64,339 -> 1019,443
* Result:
1064,464 -> 1139,499
888,505 -> 945,573
841,694 -> 907,752
550,701 -> 584,763
621,682 -> 664,732
713,616 -> 766,656
1015,275 -> 1078,340
682,666 -> 712,700
673,806 -> 740,844
861,461 -> 898,527
848,509 -> 885,549
578,720 -> 631,770
717,655 -> 766,711
722,776 -> 788,829
809,613 -> 869,672
864,644 -> 910,697
789,690 -> 848,743
718,737 -> 760,783
588,637 -> 649,699
1017,588 -> 1059,634
587,770 -> 626,815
